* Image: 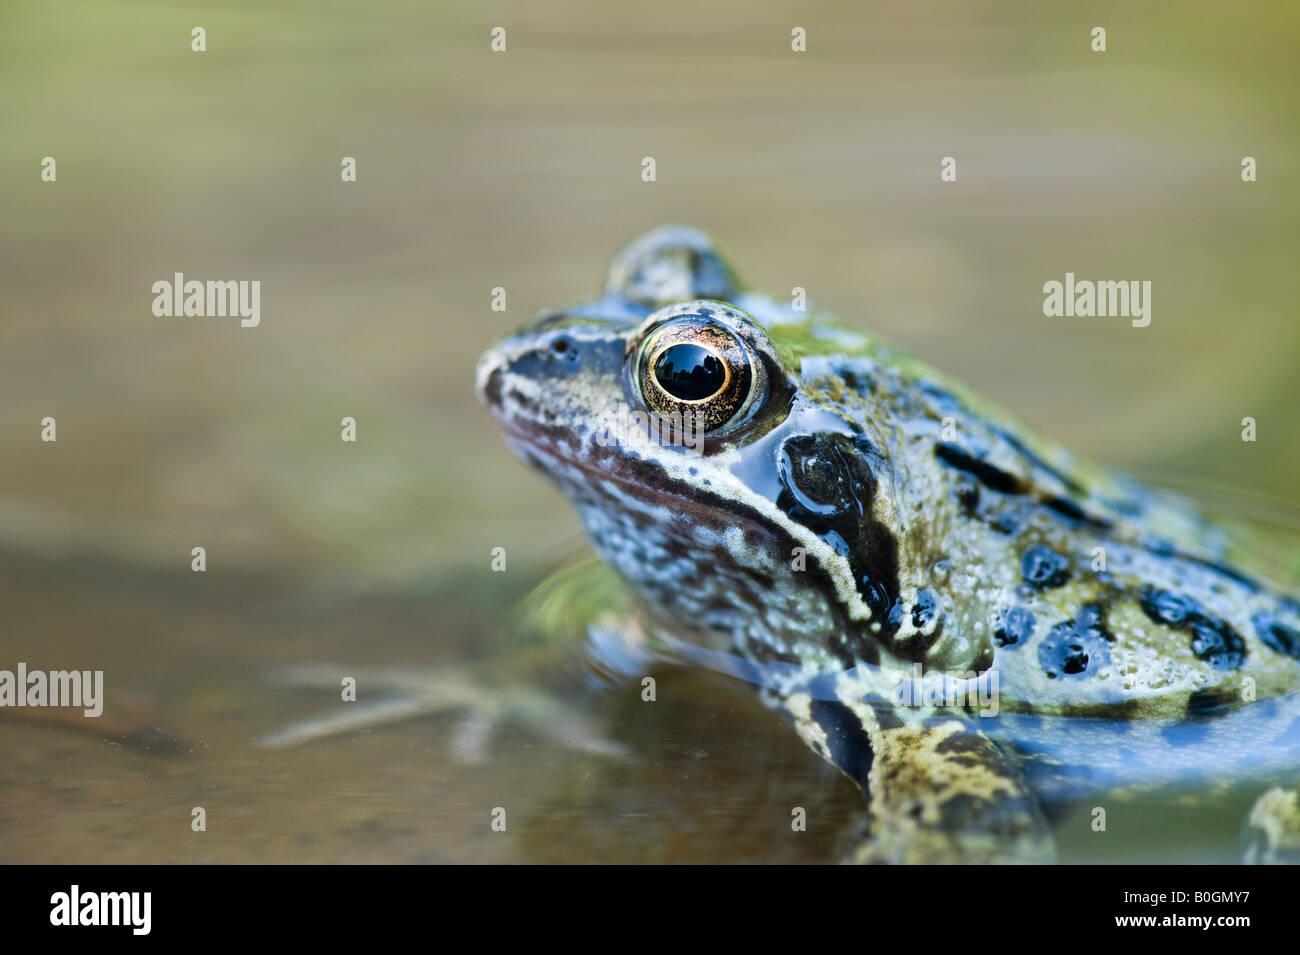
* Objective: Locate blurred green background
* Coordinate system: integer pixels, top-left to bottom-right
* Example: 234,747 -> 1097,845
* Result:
1,0 -> 1297,862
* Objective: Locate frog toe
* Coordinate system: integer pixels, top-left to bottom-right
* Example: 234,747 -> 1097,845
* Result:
1243,786 -> 1300,864
257,661 -> 627,762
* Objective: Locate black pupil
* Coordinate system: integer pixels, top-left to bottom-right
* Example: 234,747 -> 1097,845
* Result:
653,344 -> 726,401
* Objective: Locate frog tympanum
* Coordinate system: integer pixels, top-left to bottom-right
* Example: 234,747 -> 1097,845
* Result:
476,226 -> 1300,863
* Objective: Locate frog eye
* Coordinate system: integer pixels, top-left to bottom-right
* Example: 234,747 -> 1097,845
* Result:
631,304 -> 768,434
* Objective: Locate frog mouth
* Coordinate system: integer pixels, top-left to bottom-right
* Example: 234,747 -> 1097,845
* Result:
496,419 -> 722,514
498,424 -> 688,502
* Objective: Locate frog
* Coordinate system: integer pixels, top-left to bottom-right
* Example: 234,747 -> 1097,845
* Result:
473,225 -> 1300,863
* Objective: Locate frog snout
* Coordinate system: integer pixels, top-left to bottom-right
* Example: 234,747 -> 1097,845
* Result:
475,331 -> 583,419
475,347 -> 507,413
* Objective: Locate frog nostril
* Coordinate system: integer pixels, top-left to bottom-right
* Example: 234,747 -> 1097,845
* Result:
550,338 -> 578,361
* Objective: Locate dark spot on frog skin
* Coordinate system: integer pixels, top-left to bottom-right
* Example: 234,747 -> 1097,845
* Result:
873,706 -> 905,730
1139,586 -> 1247,670
1189,618 -> 1246,671
934,442 -> 1024,495
1021,545 -> 1070,591
778,433 -> 873,518
829,361 -> 874,395
1042,494 -> 1111,530
809,699 -> 874,789
1058,697 -> 1143,724
1186,686 -> 1238,718
888,588 -> 940,632
993,606 -> 1035,648
1138,586 -> 1198,626
1038,604 -> 1113,679
1252,611 -> 1300,660
1042,495 -> 1086,523
993,427 -> 1087,496
887,588 -> 945,657
934,441 -> 1112,532
775,433 -> 904,651
933,730 -> 989,757
911,588 -> 939,630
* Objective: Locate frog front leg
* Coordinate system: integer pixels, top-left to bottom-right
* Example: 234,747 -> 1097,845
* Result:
778,691 -> 1055,864
257,660 -> 628,761
258,560 -> 638,758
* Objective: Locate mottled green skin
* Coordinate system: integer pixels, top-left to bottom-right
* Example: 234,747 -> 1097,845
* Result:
477,226 -> 1300,862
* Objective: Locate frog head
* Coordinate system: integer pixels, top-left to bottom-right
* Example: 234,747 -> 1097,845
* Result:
477,226 -> 991,677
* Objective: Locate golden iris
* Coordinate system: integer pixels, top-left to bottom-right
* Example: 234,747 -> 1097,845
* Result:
635,316 -> 756,433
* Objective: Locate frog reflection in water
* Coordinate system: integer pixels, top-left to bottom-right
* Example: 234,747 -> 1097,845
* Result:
471,226 -> 1300,863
